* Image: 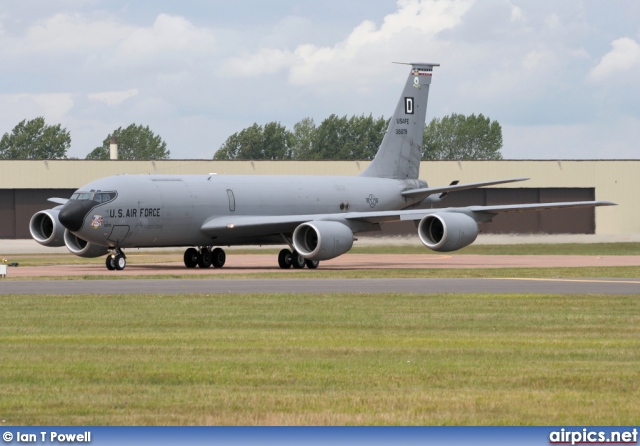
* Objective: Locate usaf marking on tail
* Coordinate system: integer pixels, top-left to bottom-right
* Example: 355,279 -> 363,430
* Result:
29,63 -> 615,271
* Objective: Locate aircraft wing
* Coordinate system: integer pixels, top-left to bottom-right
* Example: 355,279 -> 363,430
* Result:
201,214 -> 329,238
394,200 -> 617,222
344,200 -> 616,224
200,200 -> 616,237
401,177 -> 529,200
48,198 -> 69,205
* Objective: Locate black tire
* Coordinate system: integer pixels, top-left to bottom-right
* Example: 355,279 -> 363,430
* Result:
305,259 -> 319,269
212,248 -> 226,268
198,248 -> 212,268
114,254 -> 126,271
291,251 -> 306,269
184,247 -> 199,268
105,255 -> 116,271
278,249 -> 292,269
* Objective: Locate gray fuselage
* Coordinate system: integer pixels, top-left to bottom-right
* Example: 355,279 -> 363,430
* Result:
72,174 -> 427,248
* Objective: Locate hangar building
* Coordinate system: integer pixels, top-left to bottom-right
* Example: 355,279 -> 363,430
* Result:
0,159 -> 634,239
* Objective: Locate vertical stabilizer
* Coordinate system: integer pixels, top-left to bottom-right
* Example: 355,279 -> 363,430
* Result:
360,62 -> 438,179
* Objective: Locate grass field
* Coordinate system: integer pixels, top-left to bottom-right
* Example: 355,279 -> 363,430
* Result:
3,242 -> 640,268
2,293 -> 639,425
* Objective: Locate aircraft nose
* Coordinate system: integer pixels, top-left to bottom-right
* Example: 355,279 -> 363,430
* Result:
58,200 -> 94,232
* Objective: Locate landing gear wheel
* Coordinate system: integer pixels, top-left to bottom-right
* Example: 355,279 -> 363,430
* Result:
105,255 -> 116,271
305,259 -> 320,269
184,247 -> 199,268
198,248 -> 212,268
114,254 -> 126,271
212,248 -> 226,268
291,251 -> 306,269
278,249 -> 292,269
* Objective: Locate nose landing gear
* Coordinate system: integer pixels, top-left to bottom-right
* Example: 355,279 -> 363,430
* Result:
106,248 -> 126,271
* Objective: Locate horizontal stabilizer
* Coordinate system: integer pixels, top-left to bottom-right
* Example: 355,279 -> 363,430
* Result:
401,178 -> 529,200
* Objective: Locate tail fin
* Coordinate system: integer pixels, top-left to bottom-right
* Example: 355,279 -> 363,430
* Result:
360,62 -> 438,179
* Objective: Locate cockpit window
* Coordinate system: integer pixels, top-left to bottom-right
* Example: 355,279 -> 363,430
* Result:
94,192 -> 115,203
70,191 -> 116,202
71,192 -> 92,200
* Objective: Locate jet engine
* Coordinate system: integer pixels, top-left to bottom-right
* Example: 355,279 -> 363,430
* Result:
292,220 -> 354,261
63,230 -> 109,258
418,212 -> 478,252
29,208 -> 66,247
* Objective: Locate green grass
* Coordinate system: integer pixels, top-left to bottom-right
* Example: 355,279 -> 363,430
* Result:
353,242 -> 640,256
222,266 -> 639,279
1,293 -> 639,425
3,242 -> 640,267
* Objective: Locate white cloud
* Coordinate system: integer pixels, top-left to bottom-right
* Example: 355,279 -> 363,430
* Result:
114,14 -> 216,64
510,5 -> 524,22
1,1 -> 639,160
588,37 -> 640,83
223,48 -> 296,77
3,12 -> 216,69
21,13 -> 131,54
224,0 -> 474,88
87,89 -> 139,106
0,93 -> 74,123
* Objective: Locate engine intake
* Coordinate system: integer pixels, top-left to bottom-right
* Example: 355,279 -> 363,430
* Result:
63,230 -> 109,258
418,212 -> 478,252
292,221 -> 354,261
29,209 -> 65,247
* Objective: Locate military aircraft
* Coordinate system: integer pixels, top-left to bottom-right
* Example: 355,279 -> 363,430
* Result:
29,62 -> 615,271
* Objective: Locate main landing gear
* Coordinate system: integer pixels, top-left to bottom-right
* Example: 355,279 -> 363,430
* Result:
278,249 -> 319,269
105,248 -> 126,271
184,247 -> 226,268
181,247 -> 320,270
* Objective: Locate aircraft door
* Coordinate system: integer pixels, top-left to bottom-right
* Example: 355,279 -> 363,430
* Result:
227,189 -> 236,212
107,225 -> 130,243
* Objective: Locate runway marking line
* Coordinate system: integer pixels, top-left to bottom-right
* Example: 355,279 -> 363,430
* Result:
494,278 -> 640,285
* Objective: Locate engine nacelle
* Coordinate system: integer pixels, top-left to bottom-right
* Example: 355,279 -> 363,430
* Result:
63,230 -> 109,258
418,212 -> 478,252
292,220 -> 354,261
29,209 -> 66,247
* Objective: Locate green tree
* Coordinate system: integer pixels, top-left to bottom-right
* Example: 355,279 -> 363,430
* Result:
422,113 -> 503,160
311,114 -> 388,160
214,114 -> 388,160
262,122 -> 294,160
290,117 -> 316,160
214,122 -> 293,160
86,124 -> 169,160
0,117 -> 71,159
346,114 -> 388,160
311,114 -> 350,160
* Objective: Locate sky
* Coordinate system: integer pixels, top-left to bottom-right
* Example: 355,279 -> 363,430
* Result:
0,0 -> 639,160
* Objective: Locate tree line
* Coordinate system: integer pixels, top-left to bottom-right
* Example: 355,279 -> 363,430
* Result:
0,113 -> 503,161
213,115 -> 390,161
214,113 -> 503,161
0,118 -> 170,160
